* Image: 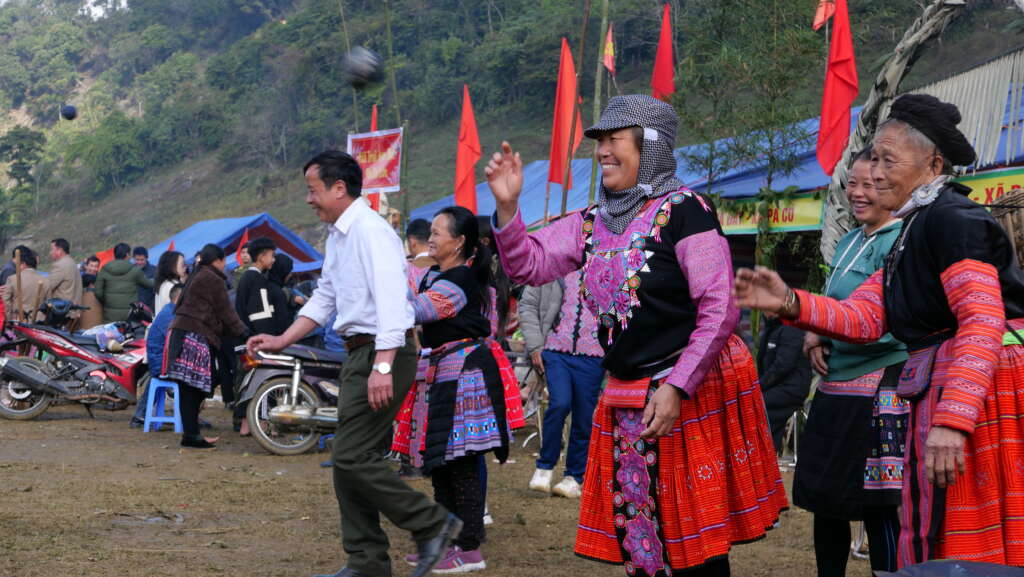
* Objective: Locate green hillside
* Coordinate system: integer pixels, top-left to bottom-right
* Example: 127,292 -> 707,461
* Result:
0,0 -> 1019,261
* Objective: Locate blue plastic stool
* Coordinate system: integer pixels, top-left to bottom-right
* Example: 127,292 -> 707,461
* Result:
143,377 -> 183,433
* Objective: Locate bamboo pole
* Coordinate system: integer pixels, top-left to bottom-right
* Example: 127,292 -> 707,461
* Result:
588,0 -> 610,206
400,120 -> 410,231
337,0 -> 360,132
560,0 -> 591,217
383,0 -> 402,127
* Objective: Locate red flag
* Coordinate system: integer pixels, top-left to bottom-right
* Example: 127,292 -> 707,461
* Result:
96,248 -> 115,268
548,38 -> 584,189
651,3 -> 675,101
235,228 -> 249,265
366,193 -> 380,211
455,84 -> 481,213
816,0 -> 858,176
370,104 -> 378,131
168,240 -> 176,252
812,1 -> 836,31
603,22 -> 616,76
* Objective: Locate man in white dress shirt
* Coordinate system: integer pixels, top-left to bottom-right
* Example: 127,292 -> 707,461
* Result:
247,151 -> 461,577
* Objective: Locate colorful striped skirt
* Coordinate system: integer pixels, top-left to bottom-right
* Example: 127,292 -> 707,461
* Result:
900,320 -> 1024,567
575,335 -> 788,575
392,339 -> 525,473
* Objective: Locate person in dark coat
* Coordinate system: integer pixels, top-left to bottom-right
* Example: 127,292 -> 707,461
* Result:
164,244 -> 247,449
133,246 -> 156,311
95,243 -> 153,323
233,237 -> 277,333
757,315 -> 812,452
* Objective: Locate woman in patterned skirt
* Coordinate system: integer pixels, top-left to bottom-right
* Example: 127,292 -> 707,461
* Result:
484,94 -> 787,577
392,206 -> 525,573
164,243 -> 247,449
735,94 -> 1024,567
799,149 -> 908,576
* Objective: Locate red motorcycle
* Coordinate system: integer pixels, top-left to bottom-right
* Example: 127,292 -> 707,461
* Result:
0,300 -> 151,420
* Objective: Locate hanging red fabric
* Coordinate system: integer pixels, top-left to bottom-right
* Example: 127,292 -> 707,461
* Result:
650,3 -> 675,101
454,84 -> 481,213
815,0 -> 858,176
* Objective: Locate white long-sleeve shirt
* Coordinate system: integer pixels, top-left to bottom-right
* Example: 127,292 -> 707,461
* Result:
298,197 -> 414,350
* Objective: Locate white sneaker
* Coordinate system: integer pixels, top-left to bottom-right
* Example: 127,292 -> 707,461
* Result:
552,476 -> 581,498
482,504 -> 493,526
529,468 -> 553,493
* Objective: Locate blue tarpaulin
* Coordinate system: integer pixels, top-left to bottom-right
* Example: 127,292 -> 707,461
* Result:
149,213 -> 323,273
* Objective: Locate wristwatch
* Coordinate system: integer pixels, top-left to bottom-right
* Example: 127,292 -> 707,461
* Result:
372,362 -> 392,375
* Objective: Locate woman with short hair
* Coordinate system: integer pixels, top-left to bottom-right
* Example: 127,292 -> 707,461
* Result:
735,94 -> 1024,567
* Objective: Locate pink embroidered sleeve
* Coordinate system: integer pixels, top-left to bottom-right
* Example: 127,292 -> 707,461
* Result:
665,230 -> 738,396
787,269 -> 888,344
932,259 -> 1004,433
493,209 -> 585,286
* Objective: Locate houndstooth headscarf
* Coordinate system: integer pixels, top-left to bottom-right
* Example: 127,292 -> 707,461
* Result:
585,94 -> 683,234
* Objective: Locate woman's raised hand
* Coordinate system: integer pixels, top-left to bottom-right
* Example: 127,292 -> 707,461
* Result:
485,141 -> 523,227
733,266 -> 791,316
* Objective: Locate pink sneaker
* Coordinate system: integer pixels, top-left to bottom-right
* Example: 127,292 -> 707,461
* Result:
404,552 -> 419,566
430,546 -> 486,573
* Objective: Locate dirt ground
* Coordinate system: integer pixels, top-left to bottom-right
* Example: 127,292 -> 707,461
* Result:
0,402 -> 870,577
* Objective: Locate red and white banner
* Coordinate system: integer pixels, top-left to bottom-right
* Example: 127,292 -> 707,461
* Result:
347,127 -> 403,194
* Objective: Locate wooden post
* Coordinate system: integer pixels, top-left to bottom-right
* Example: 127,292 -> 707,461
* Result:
383,0 -> 402,127
14,247 -> 23,322
400,120 -> 410,232
337,0 -> 360,132
588,0 -> 611,205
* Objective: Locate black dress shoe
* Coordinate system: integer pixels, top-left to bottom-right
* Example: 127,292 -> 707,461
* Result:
411,513 -> 463,577
313,567 -> 370,577
129,418 -> 144,429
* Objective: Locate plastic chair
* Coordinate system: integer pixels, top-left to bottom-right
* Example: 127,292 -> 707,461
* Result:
143,377 -> 183,433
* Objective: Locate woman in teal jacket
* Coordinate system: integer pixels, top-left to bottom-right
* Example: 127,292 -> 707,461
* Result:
798,150 -> 908,577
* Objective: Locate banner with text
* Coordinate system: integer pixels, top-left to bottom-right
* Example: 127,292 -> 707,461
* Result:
719,193 -> 824,235
956,166 -> 1024,205
347,127 -> 404,194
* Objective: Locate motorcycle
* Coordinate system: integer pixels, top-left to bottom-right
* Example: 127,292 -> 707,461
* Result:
0,300 -> 151,420
235,343 -> 343,455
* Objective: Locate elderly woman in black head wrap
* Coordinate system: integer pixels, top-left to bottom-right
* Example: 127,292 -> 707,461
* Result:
735,93 -> 1024,568
485,94 -> 787,577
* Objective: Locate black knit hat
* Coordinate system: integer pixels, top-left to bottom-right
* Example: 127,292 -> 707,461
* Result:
887,94 -> 976,166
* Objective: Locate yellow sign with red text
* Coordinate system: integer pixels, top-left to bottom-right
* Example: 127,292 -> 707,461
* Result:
719,193 -> 824,235
957,167 -> 1024,205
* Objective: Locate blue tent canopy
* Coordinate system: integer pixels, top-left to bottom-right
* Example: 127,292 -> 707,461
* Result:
149,213 -> 323,273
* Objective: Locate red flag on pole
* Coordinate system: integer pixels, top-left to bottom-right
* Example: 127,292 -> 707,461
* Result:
651,3 -> 675,101
548,38 -> 584,189
168,240 -> 176,252
816,0 -> 858,176
370,104 -> 378,131
454,84 -> 481,213
235,228 -> 249,265
812,1 -> 836,31
603,22 -> 616,76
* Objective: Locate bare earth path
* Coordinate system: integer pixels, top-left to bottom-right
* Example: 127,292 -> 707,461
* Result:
0,403 -> 864,577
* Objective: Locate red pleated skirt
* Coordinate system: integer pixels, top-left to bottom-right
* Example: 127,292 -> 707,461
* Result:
575,335 -> 788,572
900,322 -> 1024,567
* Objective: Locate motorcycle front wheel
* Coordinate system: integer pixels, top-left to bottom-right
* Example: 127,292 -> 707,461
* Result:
247,378 -> 321,456
0,356 -> 54,420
